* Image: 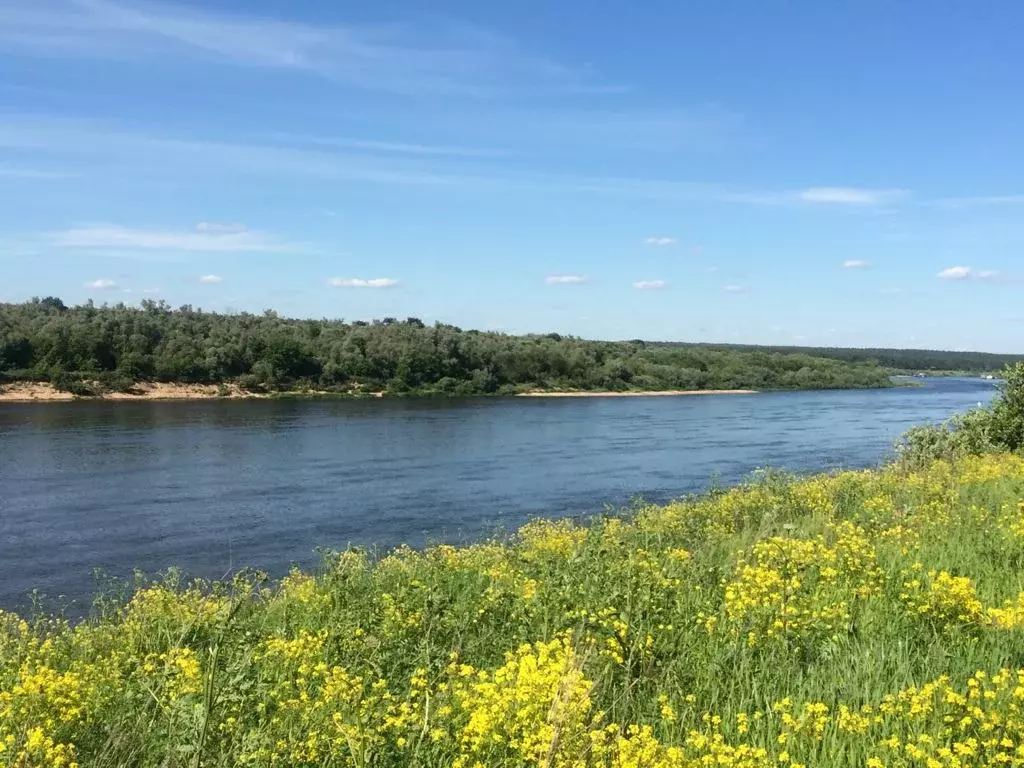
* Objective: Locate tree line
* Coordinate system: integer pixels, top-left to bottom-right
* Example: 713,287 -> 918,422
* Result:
0,298 -> 893,395
656,343 -> 1024,374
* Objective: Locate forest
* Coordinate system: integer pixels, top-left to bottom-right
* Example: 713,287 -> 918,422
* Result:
658,342 -> 1024,373
0,299 -> 894,395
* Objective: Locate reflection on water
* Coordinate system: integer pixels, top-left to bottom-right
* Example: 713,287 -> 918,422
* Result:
0,378 -> 997,610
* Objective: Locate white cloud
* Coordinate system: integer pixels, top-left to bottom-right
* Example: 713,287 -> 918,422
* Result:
632,280 -> 666,290
195,222 -> 247,234
198,274 -> 224,284
937,266 -> 999,280
50,224 -> 294,253
545,275 -> 587,285
85,278 -> 117,290
842,260 -> 871,269
798,187 -> 908,206
643,237 -> 677,246
327,277 -> 399,288
142,287 -> 160,294
723,285 -> 746,293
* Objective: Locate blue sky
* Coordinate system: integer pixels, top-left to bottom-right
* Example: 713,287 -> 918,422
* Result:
1,0 -> 1022,351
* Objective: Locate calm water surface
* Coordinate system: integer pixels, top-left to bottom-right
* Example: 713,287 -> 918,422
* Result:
0,378 -> 997,610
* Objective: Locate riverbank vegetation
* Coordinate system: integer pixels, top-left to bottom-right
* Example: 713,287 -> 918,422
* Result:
898,363 -> 1024,464
0,299 -> 892,397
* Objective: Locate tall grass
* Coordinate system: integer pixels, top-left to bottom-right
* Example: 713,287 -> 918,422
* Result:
3,454 -> 1024,767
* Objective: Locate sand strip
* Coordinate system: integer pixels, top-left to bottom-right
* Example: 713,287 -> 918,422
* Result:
0,382 -> 383,403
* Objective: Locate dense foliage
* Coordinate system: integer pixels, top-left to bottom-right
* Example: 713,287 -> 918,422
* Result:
898,363 -> 1024,464
0,299 -> 891,394
659,343 -> 1024,374
4,453 -> 1024,767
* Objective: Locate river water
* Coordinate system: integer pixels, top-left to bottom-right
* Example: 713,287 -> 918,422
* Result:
0,378 -> 998,611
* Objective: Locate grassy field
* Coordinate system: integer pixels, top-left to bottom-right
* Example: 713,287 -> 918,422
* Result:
3,455 -> 1024,767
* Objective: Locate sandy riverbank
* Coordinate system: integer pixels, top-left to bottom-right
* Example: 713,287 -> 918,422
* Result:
516,389 -> 758,397
0,381 -> 385,403
0,382 -> 757,403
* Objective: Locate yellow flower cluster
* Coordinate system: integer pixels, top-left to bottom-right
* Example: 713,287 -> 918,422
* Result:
900,569 -> 986,628
721,522 -> 881,647
448,635 -> 595,767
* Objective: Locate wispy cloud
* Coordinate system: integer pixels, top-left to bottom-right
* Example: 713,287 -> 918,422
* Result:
21,115 -> 1024,218
723,284 -> 746,293
937,266 -> 998,281
50,223 -> 297,253
545,275 -> 587,285
643,237 -> 677,246
198,274 -> 224,284
0,118 -> 459,186
84,278 -> 117,290
842,260 -> 871,269
633,280 -> 666,290
798,187 -> 908,206
0,166 -> 72,179
580,179 -> 912,208
327,277 -> 399,288
0,0 -> 608,96
925,195 -> 1024,209
195,222 -> 247,234
0,117 -> 930,208
284,135 -> 506,158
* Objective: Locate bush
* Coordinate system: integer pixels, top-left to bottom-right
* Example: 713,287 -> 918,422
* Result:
990,362 -> 1024,451
97,372 -> 137,394
896,362 -> 1024,465
236,374 -> 264,393
896,410 -> 998,466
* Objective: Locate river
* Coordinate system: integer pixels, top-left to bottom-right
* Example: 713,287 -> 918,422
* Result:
0,378 -> 998,611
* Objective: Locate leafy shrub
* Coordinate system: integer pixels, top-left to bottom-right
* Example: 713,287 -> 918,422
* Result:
896,363 -> 1024,465
97,372 -> 137,394
52,376 -> 100,397
897,410 -> 998,466
990,362 -> 1024,451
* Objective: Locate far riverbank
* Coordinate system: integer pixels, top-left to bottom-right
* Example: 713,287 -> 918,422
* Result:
517,389 -> 757,397
0,382 -> 759,404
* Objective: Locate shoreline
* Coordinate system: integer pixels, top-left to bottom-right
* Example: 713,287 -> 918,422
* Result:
0,382 -> 761,403
0,381 -> 384,403
516,389 -> 757,397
